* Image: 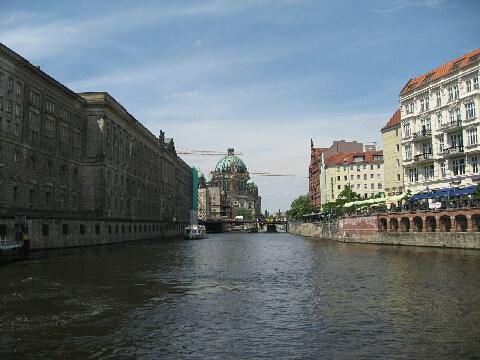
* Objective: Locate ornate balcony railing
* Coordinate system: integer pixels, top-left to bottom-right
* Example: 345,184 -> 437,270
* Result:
413,152 -> 434,162
442,145 -> 464,156
412,129 -> 432,140
441,120 -> 462,131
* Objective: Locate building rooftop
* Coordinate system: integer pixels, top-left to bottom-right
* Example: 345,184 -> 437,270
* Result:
400,48 -> 480,96
381,109 -> 401,131
325,150 -> 383,166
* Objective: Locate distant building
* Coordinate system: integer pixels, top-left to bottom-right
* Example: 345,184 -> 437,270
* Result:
320,149 -> 384,204
0,43 -> 192,248
204,148 -> 261,219
400,48 -> 480,193
309,140 -> 363,206
381,109 -> 404,195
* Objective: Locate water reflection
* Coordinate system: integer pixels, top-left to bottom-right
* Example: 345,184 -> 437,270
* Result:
1,234 -> 479,359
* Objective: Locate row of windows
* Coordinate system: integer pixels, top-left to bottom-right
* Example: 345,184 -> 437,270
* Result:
42,223 -> 167,236
337,183 -> 382,190
402,101 -> 477,137
406,156 -> 479,182
334,163 -> 382,171
404,76 -> 479,115
335,173 -> 382,181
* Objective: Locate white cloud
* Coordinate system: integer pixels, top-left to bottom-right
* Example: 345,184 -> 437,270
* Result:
373,0 -> 443,14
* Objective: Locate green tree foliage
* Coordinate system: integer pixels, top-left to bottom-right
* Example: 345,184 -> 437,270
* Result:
288,195 -> 319,220
234,207 -> 252,220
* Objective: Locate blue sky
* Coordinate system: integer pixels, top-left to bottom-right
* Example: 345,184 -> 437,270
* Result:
1,0 -> 479,211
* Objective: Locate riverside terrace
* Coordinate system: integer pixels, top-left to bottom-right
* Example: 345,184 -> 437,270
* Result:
302,185 -> 480,233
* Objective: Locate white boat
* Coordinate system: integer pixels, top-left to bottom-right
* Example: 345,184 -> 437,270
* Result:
184,224 -> 207,240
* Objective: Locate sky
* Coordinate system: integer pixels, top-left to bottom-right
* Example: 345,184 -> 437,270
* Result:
1,0 -> 479,212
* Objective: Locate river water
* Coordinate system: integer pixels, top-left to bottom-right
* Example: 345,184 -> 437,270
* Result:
1,232 -> 479,359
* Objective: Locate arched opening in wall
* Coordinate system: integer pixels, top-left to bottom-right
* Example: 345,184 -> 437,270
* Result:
472,214 -> 480,232
440,215 -> 451,232
378,218 -> 387,232
413,216 -> 423,232
455,215 -> 468,232
389,218 -> 398,232
425,216 -> 436,232
400,217 -> 410,232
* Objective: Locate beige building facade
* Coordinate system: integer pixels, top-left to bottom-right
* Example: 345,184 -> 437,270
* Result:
320,150 -> 384,204
381,109 -> 404,195
400,48 -> 480,193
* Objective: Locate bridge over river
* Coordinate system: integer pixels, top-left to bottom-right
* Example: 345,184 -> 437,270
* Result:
200,218 -> 288,233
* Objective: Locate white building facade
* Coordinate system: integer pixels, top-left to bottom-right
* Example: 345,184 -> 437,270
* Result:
400,49 -> 480,193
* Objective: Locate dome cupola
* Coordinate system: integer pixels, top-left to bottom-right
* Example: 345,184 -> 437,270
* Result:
214,148 -> 247,173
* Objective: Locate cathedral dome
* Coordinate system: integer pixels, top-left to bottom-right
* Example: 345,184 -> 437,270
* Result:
215,148 -> 247,173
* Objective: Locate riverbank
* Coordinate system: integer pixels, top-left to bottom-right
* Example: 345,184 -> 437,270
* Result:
288,221 -> 480,249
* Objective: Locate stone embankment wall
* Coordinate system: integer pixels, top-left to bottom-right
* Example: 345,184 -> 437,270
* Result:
289,216 -> 480,250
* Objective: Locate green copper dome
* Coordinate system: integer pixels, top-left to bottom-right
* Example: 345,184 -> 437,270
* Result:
215,148 -> 247,173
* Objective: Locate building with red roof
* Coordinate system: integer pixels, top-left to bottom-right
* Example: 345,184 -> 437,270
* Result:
399,48 -> 480,193
381,109 -> 404,195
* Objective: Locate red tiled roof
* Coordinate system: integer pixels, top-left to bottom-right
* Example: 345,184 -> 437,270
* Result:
311,147 -> 327,161
324,150 -> 383,166
381,109 -> 401,131
400,48 -> 480,96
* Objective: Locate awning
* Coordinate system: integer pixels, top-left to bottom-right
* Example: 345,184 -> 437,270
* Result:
343,197 -> 386,208
410,185 -> 477,202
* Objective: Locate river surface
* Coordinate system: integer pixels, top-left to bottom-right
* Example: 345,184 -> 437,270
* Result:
1,232 -> 480,359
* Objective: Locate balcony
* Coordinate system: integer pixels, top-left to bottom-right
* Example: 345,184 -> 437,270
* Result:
413,152 -> 434,163
442,120 -> 462,132
412,128 -> 432,141
442,145 -> 464,157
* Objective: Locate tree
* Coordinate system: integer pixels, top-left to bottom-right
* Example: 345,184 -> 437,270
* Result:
288,195 -> 319,220
337,187 -> 361,202
234,207 -> 252,220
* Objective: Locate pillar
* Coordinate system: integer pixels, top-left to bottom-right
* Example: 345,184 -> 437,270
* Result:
410,218 -> 416,232
467,216 -> 474,233
450,216 -> 456,232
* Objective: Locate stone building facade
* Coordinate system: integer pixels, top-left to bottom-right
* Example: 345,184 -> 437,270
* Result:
202,148 -> 261,219
400,48 -> 480,193
0,43 -> 192,249
381,109 -> 404,195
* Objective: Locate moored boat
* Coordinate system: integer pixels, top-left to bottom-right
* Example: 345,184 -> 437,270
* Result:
184,225 -> 207,240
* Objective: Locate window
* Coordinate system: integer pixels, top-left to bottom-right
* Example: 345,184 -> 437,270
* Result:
448,85 -> 459,101
46,100 -> 55,113
439,137 -> 444,153
436,113 -> 442,128
363,174 -> 367,180
395,128 -> 399,137
337,176 -> 340,181
95,224 -> 100,235
440,161 -> 446,177
471,156 -> 479,174
466,102 -> 476,119
364,184 -> 367,189
370,174 -> 374,179
15,82 -> 22,97
350,175 -> 354,180
30,90 -> 41,106
353,156 -> 364,162
73,130 -> 81,148
403,122 -> 411,137
396,144 -> 400,152
424,165 -> 434,180
370,183 -> 374,189
467,79 -> 473,92
436,91 -> 441,107
15,103 -> 21,117
357,174 -> 360,180
420,97 -> 429,112
397,174 -> 401,181
14,150 -> 21,163
6,100 -> 12,113
422,141 -> 432,155
452,158 -> 466,176
363,164 -> 366,170
450,133 -> 463,149
408,168 -> 419,182
356,184 -> 360,189
378,183 -> 382,189
396,159 -> 400,167
337,185 -> 341,190
29,109 -> 40,144
59,123 -> 69,143
468,128 -> 478,145
344,176 -> 347,181
405,144 -> 412,160
63,224 -> 68,235
406,102 -> 414,114
474,77 -> 479,90
42,224 -> 49,236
